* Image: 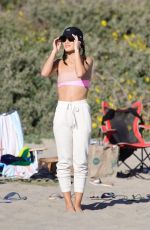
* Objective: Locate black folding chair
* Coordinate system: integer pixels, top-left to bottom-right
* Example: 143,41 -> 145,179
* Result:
101,101 -> 150,173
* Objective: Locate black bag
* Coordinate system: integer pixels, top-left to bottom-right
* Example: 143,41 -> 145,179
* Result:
1,154 -> 26,165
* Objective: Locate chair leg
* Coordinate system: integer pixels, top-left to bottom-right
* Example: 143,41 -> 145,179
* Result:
143,148 -> 150,160
133,148 -> 150,171
118,148 -> 150,173
143,148 -> 150,168
118,160 -> 132,171
141,148 -> 144,169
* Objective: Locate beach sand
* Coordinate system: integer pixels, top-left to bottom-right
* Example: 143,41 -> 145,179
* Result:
0,139 -> 150,230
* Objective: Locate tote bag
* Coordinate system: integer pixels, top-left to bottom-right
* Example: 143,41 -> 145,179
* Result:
88,143 -> 119,179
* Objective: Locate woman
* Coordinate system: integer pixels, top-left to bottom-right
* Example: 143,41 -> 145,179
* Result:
41,26 -> 93,212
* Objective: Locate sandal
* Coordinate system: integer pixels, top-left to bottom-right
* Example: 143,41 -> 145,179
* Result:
3,192 -> 27,201
48,193 -> 63,200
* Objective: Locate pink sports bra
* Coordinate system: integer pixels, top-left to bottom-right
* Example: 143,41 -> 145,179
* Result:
57,70 -> 90,89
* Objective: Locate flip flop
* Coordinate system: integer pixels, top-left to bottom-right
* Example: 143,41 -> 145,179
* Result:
0,198 -> 12,203
48,193 -> 63,200
89,178 -> 113,187
3,192 -> 27,201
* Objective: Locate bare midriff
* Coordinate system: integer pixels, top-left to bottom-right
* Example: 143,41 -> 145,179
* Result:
57,86 -> 88,101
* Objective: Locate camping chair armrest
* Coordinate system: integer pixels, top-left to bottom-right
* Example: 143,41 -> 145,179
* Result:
139,124 -> 150,130
101,125 -> 107,133
101,125 -> 117,134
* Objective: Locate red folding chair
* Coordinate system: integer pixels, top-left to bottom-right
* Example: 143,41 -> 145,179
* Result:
101,101 -> 150,172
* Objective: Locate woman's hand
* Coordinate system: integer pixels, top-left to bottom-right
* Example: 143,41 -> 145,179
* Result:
72,34 -> 81,51
52,37 -> 61,53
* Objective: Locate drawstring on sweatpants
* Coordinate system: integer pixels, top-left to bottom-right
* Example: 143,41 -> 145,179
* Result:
67,103 -> 79,128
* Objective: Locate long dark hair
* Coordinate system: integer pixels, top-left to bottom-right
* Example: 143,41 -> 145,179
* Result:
62,41 -> 86,65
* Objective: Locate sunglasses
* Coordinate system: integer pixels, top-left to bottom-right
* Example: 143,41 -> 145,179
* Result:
59,36 -> 75,43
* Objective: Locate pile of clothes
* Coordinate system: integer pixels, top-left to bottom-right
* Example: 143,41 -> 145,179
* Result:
0,147 -> 38,179
0,111 -> 37,179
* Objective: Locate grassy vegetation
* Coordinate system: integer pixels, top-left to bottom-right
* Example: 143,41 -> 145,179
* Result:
0,0 -> 149,141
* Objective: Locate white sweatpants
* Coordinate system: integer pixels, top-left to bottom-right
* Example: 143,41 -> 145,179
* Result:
53,99 -> 91,193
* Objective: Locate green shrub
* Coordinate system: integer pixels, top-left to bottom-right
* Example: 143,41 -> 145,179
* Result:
0,0 -> 149,141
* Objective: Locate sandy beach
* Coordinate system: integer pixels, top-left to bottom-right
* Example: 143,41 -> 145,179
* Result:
1,139 -> 150,230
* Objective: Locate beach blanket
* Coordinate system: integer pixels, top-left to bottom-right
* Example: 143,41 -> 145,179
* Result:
2,164 -> 37,179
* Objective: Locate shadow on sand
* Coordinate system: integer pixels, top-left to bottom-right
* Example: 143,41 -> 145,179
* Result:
82,196 -> 150,211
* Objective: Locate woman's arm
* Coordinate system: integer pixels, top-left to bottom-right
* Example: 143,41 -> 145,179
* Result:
73,35 -> 93,78
41,37 -> 61,77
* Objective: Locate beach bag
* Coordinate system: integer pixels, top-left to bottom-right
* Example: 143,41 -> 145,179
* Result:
88,143 -> 119,179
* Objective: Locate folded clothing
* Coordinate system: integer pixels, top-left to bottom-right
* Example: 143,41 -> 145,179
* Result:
1,154 -> 31,166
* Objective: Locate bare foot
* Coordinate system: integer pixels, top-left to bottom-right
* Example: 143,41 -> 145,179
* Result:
63,192 -> 75,212
74,192 -> 83,212
66,205 -> 75,212
74,206 -> 83,212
